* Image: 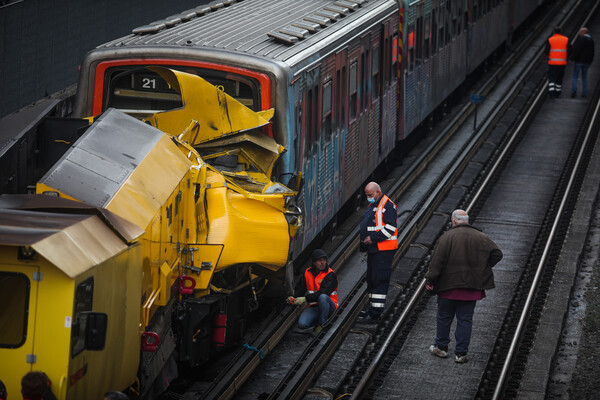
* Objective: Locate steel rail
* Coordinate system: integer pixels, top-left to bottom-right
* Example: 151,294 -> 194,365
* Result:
490,3 -> 600,396
492,70 -> 600,400
350,65 -> 546,400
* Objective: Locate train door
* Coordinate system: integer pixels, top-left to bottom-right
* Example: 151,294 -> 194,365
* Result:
0,266 -> 40,397
318,54 -> 337,218
301,68 -> 321,242
380,20 -> 398,158
335,49 -> 349,200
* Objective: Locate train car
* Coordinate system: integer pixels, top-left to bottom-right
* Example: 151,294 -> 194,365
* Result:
72,0 -> 401,257
71,0 -> 544,261
0,195 -> 144,400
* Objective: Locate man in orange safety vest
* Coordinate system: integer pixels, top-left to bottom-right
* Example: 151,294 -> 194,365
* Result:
287,249 -> 338,333
357,182 -> 398,323
545,26 -> 572,98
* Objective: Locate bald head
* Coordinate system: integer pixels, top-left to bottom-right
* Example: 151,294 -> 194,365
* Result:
451,209 -> 469,226
365,182 -> 382,203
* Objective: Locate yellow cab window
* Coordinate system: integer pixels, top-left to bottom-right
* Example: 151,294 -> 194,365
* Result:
71,277 -> 94,357
0,272 -> 30,348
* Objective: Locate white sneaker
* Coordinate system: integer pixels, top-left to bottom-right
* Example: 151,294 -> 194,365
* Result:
429,345 -> 448,358
455,353 -> 468,363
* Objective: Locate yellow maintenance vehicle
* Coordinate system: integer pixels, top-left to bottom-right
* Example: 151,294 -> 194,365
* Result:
0,68 -> 302,399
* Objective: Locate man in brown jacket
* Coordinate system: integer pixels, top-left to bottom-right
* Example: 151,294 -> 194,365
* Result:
425,209 -> 503,363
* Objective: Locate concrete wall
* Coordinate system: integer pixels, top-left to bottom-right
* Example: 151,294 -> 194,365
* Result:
0,0 -> 210,117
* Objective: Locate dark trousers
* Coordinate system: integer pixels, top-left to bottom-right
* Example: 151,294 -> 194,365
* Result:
434,297 -> 477,355
548,64 -> 566,98
366,250 -> 394,316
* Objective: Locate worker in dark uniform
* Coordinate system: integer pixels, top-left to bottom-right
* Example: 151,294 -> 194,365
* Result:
287,249 -> 338,333
570,27 -> 595,98
357,182 -> 398,323
545,26 -> 572,98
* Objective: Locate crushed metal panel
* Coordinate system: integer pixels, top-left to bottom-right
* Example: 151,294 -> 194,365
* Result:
0,208 -> 128,278
144,68 -> 274,145
38,108 -> 163,208
37,109 -> 191,231
106,134 -> 191,230
33,216 -> 128,278
196,131 -> 283,175
0,194 -> 144,243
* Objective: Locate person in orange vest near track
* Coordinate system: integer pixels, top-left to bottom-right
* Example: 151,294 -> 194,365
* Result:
357,182 -> 399,323
287,249 -> 338,333
545,26 -> 572,99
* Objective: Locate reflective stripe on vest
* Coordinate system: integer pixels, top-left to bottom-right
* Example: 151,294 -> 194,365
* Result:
305,267 -> 338,308
548,34 -> 568,65
374,195 -> 399,251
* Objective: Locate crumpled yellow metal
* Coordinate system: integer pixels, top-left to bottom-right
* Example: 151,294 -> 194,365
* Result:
144,67 -> 275,145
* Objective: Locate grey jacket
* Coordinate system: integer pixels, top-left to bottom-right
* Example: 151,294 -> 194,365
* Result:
425,224 -> 503,293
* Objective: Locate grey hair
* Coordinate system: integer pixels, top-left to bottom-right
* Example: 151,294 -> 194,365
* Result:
452,209 -> 469,223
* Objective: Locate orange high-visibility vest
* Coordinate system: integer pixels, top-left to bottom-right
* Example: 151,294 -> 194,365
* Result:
374,195 -> 399,251
548,34 -> 569,65
305,267 -> 338,308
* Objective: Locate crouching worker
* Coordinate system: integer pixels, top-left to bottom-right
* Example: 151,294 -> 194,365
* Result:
287,249 -> 338,333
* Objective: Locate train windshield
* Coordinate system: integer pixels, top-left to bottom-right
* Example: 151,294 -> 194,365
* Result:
102,65 -> 261,118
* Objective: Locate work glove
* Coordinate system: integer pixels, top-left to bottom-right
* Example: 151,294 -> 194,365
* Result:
295,297 -> 306,305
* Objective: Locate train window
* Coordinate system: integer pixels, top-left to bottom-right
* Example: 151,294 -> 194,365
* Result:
372,47 -> 380,96
103,66 -> 261,118
342,66 -> 347,123
416,17 -> 423,62
384,37 -> 391,83
307,89 -> 314,146
322,79 -> 332,138
336,69 -> 341,127
407,24 -> 415,72
431,10 -> 437,54
71,277 -> 94,357
361,52 -> 367,110
391,35 -> 398,81
365,50 -> 370,108
424,14 -> 431,59
349,61 -> 358,120
0,272 -> 29,348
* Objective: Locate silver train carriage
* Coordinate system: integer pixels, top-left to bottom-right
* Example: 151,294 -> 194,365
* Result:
72,0 -> 544,260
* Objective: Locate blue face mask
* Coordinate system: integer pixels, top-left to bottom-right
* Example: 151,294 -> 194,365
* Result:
368,197 -> 376,204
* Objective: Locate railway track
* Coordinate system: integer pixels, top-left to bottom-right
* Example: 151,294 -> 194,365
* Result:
171,0 -> 600,399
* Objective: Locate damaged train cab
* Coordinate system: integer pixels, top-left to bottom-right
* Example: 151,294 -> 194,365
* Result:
1,68 -> 302,399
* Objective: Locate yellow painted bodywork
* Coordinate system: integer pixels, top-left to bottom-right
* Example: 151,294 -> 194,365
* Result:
23,67 -> 302,395
0,221 -> 142,400
144,67 -> 275,146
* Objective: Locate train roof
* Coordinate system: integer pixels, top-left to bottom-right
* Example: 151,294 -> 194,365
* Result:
0,194 -> 144,277
98,0 -> 396,64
